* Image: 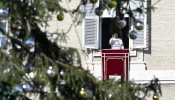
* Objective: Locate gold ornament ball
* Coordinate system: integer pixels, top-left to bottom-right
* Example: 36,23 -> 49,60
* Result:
108,1 -> 117,8
57,14 -> 64,21
153,95 -> 159,100
80,88 -> 88,98
89,0 -> 98,4
135,22 -> 144,30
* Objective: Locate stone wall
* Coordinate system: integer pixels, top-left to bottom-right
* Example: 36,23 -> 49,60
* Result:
144,0 -> 175,70
43,0 -> 89,69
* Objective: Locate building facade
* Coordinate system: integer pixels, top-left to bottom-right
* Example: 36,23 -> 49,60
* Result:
57,0 -> 175,99
1,0 -> 175,99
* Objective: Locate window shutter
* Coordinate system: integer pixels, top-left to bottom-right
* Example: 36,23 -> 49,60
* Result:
82,1 -> 99,49
130,0 -> 147,49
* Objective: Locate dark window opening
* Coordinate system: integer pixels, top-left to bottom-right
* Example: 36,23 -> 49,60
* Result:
101,18 -> 129,49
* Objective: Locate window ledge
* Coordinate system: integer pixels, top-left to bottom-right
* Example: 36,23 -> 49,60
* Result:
130,61 -> 146,64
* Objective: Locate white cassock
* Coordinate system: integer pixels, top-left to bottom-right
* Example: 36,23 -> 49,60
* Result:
109,38 -> 124,49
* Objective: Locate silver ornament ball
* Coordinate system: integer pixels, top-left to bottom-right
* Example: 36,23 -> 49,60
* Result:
108,93 -> 113,99
117,19 -> 127,28
46,66 -> 56,77
24,39 -> 35,46
95,7 -> 104,16
128,30 -> 138,40
60,70 -> 65,76
0,8 -> 8,17
15,30 -> 20,35
22,83 -> 31,91
3,68 -> 10,73
16,19 -> 22,26
14,85 -> 23,92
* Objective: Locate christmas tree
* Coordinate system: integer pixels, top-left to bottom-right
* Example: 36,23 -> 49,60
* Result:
0,0 -> 161,100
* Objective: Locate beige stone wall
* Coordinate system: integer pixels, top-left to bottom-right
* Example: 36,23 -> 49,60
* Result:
132,1 -> 175,99
144,0 -> 175,70
42,0 -> 89,69
45,0 -> 82,49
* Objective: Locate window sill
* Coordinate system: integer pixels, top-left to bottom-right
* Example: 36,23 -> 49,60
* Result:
130,61 -> 146,64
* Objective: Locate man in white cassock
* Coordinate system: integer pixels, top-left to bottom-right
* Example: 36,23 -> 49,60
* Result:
109,33 -> 124,49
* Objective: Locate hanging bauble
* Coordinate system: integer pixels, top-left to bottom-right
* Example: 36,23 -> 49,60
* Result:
80,88 -> 88,98
89,0 -> 98,4
22,83 -> 32,91
15,19 -> 22,26
95,7 -> 104,16
135,21 -> 144,30
14,85 -> 23,92
60,70 -> 65,76
15,30 -> 20,36
24,38 -> 35,50
108,1 -> 117,8
24,39 -> 35,45
57,14 -> 64,21
32,7 -> 38,15
46,66 -> 56,78
128,30 -> 138,40
108,93 -> 113,99
0,7 -> 8,17
3,68 -> 10,73
153,95 -> 159,100
117,19 -> 127,28
79,88 -> 93,98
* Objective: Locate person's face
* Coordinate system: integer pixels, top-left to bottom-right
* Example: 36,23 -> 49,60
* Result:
113,34 -> 118,38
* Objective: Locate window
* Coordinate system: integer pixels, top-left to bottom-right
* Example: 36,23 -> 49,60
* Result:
82,0 -> 147,50
101,18 -> 129,49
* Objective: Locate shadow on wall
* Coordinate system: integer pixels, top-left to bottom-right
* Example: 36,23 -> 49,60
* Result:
33,26 -> 82,67
144,0 -> 152,54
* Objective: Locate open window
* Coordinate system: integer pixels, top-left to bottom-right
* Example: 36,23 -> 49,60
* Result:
101,18 -> 130,49
82,0 -> 147,50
